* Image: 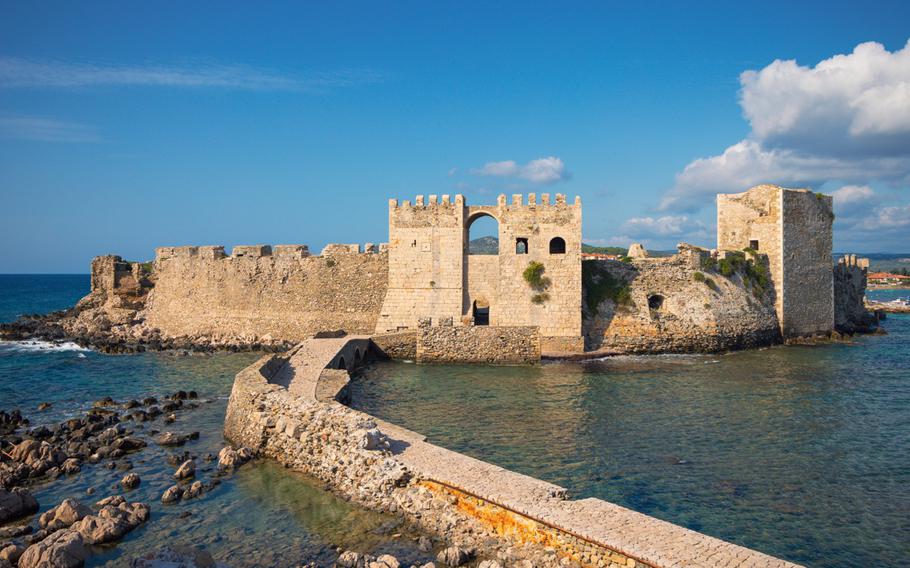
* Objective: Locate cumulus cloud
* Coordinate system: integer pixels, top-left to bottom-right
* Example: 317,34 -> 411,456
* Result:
660,39 -> 910,212
614,215 -> 709,243
470,156 -> 569,184
0,114 -> 99,142
0,56 -> 382,92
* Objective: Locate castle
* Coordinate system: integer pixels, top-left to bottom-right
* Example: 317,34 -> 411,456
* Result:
71,183 -> 873,359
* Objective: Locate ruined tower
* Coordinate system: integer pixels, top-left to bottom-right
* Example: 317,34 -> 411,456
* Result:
377,193 -> 583,352
716,184 -> 834,337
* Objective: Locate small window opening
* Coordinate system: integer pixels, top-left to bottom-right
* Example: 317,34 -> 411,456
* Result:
411,240 -> 417,247
549,237 -> 566,254
515,238 -> 529,254
647,294 -> 664,311
337,356 -> 346,369
749,239 -> 759,251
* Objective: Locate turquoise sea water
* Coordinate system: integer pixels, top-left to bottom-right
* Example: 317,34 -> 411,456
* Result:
351,294 -> 910,568
2,275 -> 908,567
0,275 -> 426,567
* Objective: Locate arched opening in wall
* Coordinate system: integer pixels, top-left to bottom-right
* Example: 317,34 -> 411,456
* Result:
466,213 -> 499,255
472,299 -> 490,325
647,294 -> 664,312
337,356 -> 347,370
354,349 -> 362,367
549,237 -> 566,254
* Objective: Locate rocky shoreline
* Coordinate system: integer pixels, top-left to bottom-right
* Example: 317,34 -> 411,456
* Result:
1,388 -> 477,568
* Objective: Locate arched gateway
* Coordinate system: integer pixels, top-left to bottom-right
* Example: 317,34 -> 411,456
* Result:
377,193 -> 584,353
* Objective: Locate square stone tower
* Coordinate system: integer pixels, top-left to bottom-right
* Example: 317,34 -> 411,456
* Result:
717,184 -> 834,337
377,193 -> 583,352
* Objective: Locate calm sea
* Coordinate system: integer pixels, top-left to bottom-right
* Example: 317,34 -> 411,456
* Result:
351,292 -> 910,568
2,275 -> 908,567
0,275 -> 425,567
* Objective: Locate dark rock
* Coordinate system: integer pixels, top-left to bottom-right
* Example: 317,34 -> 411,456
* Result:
0,487 -> 39,524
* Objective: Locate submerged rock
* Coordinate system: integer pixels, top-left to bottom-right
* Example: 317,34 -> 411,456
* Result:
0,487 -> 39,523
173,459 -> 195,480
161,485 -> 183,504
130,546 -> 230,568
121,472 -> 141,489
154,431 -> 199,447
217,446 -> 254,471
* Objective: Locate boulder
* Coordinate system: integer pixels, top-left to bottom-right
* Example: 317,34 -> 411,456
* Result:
217,446 -> 254,470
173,459 -> 195,480
0,543 -> 26,565
154,431 -> 199,447
121,472 -> 141,489
182,480 -> 204,500
436,547 -> 471,567
477,562 -> 503,568
72,501 -> 150,544
39,498 -> 92,531
371,554 -> 400,568
129,546 -> 229,568
336,551 -> 365,568
0,487 -> 39,523
17,529 -> 89,568
161,485 -> 183,504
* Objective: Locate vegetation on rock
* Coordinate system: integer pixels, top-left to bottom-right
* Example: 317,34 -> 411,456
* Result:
582,262 -> 633,312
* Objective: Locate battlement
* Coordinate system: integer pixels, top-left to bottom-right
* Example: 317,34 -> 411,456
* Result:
838,254 -> 870,270
388,193 -> 581,210
155,243 -> 384,263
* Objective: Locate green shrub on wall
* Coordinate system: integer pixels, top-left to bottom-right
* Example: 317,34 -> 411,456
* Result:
582,262 -> 633,312
523,261 -> 552,303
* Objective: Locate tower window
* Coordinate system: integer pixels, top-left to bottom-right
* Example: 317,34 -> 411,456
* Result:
515,238 -> 529,254
549,237 -> 566,254
749,239 -> 759,251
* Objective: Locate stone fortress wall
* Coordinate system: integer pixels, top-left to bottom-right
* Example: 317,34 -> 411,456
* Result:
378,193 -> 583,352
74,183 -> 875,357
717,184 -> 835,338
139,243 -> 389,344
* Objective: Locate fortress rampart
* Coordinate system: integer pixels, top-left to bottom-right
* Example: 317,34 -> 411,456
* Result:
140,244 -> 388,343
60,184 -> 876,356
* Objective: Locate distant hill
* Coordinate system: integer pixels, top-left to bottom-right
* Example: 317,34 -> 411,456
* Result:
469,236 -> 499,255
581,244 -> 627,255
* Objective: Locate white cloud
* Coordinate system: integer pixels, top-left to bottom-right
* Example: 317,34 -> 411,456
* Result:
0,56 -> 382,92
832,184 -> 876,206
0,115 -> 99,142
618,215 -> 709,239
661,39 -> 910,213
470,156 -> 569,184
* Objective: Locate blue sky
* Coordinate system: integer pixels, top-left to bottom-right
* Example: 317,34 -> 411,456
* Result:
1,1 -> 909,272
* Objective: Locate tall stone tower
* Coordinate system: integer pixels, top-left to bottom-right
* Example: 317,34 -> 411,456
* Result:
716,184 -> 834,337
377,193 -> 583,352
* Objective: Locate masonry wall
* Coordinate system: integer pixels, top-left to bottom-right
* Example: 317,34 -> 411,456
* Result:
141,245 -> 388,342
379,196 -> 465,333
717,184 -> 834,338
416,324 -> 540,364
780,190 -> 834,336
834,255 -> 878,333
